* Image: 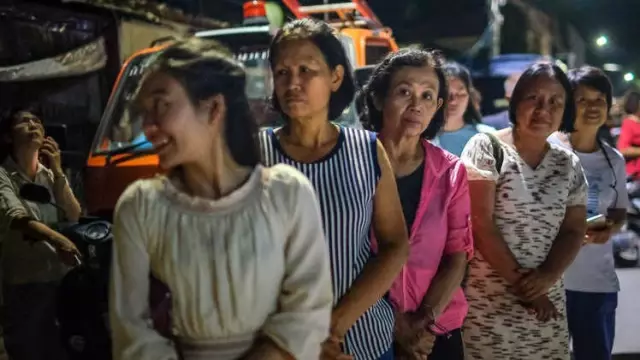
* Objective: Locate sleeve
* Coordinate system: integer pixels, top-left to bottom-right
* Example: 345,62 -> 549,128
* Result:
0,169 -> 31,236
617,118 -> 634,150
567,155 -> 588,207
260,174 -> 333,359
460,134 -> 500,182
444,162 -> 474,260
109,182 -> 178,360
612,152 -> 630,209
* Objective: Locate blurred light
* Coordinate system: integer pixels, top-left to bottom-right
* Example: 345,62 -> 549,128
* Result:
243,1 -> 267,19
603,63 -> 622,72
596,35 -> 608,47
624,72 -> 635,82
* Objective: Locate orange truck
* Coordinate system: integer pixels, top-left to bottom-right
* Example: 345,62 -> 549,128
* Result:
84,0 -> 398,217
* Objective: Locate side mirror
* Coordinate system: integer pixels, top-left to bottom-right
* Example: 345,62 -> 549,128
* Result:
354,65 -> 376,89
44,124 -> 68,152
19,183 -> 52,204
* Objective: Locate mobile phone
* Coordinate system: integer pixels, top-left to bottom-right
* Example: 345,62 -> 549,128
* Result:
587,214 -> 607,228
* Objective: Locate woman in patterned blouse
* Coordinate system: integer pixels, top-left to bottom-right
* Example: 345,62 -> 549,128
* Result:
460,62 -> 588,360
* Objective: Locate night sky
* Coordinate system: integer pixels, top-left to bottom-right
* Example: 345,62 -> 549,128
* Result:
533,0 -> 640,76
207,0 -> 640,81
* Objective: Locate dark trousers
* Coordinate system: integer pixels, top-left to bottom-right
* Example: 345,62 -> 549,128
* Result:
3,282 -> 68,360
566,290 -> 617,360
428,328 -> 464,360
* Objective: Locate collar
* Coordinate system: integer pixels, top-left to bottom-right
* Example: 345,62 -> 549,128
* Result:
422,139 -> 458,178
2,156 -> 47,182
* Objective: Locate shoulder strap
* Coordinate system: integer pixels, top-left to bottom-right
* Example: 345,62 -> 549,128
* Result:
367,130 -> 382,179
484,133 -> 504,174
597,137 -> 617,189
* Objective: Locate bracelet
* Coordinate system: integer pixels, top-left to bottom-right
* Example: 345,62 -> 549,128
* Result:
422,304 -> 438,322
53,173 -> 67,183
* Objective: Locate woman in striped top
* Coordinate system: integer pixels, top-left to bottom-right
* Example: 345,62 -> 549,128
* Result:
260,19 -> 410,360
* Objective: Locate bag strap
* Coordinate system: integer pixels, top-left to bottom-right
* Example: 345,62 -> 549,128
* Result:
484,133 -> 504,174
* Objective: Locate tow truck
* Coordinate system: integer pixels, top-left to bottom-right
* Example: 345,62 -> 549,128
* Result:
82,0 -> 398,217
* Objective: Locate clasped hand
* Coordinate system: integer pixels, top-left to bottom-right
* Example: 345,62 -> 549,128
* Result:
520,295 -> 560,323
394,311 -> 435,360
513,267 -> 555,302
321,315 -> 353,360
512,268 -> 560,323
320,334 -> 353,360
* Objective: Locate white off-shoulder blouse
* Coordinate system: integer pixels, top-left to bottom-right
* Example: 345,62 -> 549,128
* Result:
109,164 -> 333,360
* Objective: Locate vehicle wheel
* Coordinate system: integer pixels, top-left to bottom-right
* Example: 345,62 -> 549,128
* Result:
614,245 -> 639,268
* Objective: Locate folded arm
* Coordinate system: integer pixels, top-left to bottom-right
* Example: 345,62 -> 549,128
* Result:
420,162 -> 472,316
540,205 -> 587,280
461,135 -> 523,285
540,161 -> 588,280
109,184 -> 178,360
50,172 -> 81,222
468,180 -> 523,284
0,171 -> 68,249
331,140 -> 410,336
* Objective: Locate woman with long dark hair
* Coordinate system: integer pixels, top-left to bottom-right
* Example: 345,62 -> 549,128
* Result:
260,19 -> 410,360
432,62 -> 495,157
109,38 -> 333,360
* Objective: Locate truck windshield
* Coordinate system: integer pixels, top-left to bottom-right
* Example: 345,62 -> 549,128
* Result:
93,32 -> 359,156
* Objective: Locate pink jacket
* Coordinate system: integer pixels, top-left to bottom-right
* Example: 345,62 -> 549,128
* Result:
373,140 -> 473,334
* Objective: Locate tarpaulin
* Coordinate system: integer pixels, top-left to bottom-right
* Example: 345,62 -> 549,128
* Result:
0,37 -> 106,82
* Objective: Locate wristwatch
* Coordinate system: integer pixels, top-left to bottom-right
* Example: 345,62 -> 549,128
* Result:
53,173 -> 67,183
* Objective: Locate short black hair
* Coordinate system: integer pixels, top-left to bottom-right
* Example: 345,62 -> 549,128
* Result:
143,38 -> 259,167
623,90 -> 640,115
567,66 -> 613,111
268,18 -> 356,121
357,48 -> 448,140
509,62 -> 576,132
442,62 -> 483,125
0,106 -> 40,163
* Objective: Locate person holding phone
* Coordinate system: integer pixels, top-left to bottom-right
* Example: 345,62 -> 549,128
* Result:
0,108 -> 82,360
549,66 -> 627,360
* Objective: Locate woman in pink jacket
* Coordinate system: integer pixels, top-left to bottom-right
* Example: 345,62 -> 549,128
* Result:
359,49 -> 473,360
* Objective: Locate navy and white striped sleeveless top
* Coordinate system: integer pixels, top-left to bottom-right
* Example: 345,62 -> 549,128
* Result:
260,126 -> 394,359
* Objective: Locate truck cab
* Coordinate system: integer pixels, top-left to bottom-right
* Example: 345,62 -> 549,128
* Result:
84,0 -> 398,216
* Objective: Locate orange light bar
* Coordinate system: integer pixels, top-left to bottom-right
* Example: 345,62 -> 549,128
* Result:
282,0 -> 383,29
243,1 -> 267,18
